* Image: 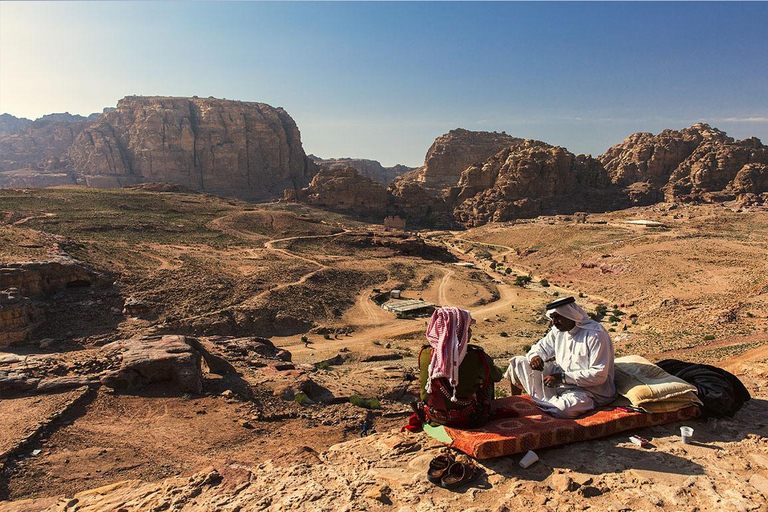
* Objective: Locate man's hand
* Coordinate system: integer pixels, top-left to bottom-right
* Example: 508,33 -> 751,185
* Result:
543,373 -> 562,387
530,355 -> 544,371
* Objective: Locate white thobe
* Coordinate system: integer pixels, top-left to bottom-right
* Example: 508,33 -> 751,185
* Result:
507,325 -> 616,418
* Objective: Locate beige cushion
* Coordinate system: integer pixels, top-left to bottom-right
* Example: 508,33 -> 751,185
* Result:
614,355 -> 702,411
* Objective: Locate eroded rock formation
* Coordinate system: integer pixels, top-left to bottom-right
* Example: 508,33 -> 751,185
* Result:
308,155 -> 413,185
395,129 -> 523,196
600,123 -> 768,203
453,141 -> 612,226
288,167 -> 388,215
0,113 -> 97,187
0,260 -> 98,348
69,96 -> 315,199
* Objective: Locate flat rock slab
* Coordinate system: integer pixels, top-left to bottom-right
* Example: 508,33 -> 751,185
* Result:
100,335 -> 203,394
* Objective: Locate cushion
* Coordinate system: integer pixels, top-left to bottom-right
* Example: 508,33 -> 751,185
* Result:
614,355 -> 702,410
426,395 -> 701,459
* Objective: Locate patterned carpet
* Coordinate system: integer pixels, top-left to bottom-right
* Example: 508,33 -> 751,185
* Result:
438,396 -> 701,459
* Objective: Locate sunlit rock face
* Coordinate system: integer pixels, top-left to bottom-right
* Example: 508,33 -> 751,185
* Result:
69,96 -> 315,200
599,123 -> 768,203
453,140 -> 611,226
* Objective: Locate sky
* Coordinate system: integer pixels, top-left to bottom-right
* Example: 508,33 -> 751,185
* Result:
1,2 -> 767,167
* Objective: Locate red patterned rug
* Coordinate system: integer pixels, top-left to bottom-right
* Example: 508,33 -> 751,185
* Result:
439,396 -> 701,459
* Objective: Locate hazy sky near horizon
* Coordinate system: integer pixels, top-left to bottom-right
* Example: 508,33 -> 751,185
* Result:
1,2 -> 767,166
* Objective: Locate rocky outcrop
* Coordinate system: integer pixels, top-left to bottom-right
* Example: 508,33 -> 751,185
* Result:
0,113 -> 33,137
289,167 -> 389,215
308,155 -> 413,185
99,335 -> 203,393
599,124 -> 768,203
0,260 -> 98,348
68,96 -> 315,200
0,113 -> 97,188
398,129 -> 523,196
453,141 -> 612,226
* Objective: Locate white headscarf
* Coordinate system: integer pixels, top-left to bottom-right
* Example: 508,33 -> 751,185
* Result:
546,301 -> 605,332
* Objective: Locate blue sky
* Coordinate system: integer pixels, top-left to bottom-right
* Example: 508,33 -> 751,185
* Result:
1,2 -> 767,166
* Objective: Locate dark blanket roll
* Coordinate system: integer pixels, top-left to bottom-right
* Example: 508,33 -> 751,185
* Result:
657,359 -> 751,418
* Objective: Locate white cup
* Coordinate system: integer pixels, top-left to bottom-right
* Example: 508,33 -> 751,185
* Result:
680,426 -> 694,444
519,450 -> 538,468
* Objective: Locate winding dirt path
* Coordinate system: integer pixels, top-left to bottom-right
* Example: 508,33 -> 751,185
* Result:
437,269 -> 454,306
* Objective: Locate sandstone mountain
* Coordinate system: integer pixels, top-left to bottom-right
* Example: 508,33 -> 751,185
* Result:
0,113 -> 33,137
308,155 -> 413,186
67,96 -> 315,200
600,123 -> 768,204
286,167 -> 388,215
453,140 -> 613,226
0,113 -> 98,187
393,129 -> 523,197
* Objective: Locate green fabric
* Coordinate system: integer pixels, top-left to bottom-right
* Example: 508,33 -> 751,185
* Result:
419,344 -> 504,407
423,423 -> 452,443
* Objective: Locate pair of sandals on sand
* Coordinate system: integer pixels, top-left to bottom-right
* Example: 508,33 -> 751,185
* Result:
427,449 -> 480,489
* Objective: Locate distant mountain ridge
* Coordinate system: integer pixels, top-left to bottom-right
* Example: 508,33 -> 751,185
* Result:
2,99 -> 766,223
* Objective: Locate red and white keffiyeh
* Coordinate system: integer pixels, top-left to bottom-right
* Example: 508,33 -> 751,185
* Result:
425,307 -> 475,401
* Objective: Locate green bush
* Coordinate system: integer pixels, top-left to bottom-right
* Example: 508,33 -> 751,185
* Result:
349,395 -> 381,409
579,292 -> 585,298
540,279 -> 550,287
499,331 -> 509,337
703,334 -> 715,341
522,344 -> 532,353
315,361 -> 330,371
323,333 -> 332,340
294,392 -> 308,405
609,316 -> 620,323
505,268 -> 512,275
552,291 -> 559,297
515,275 -> 532,287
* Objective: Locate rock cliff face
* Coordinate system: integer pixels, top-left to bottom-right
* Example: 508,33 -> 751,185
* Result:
397,129 -> 523,196
0,113 -> 97,188
600,124 -> 768,203
308,155 -> 413,185
289,167 -> 388,215
453,141 -> 611,226
69,96 -> 315,200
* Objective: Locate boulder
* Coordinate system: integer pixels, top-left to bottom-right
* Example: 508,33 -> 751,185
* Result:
0,260 -> 94,297
69,96 -> 316,200
99,335 -> 203,393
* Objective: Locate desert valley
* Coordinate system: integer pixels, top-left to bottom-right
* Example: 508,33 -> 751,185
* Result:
0,96 -> 767,511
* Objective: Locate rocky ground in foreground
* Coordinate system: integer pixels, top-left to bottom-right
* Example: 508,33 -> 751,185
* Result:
3,356 -> 766,512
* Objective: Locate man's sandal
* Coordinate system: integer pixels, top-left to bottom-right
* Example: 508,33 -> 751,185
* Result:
440,461 -> 480,489
426,451 -> 455,483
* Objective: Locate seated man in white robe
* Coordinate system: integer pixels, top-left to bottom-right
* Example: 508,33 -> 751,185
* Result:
506,296 -> 616,418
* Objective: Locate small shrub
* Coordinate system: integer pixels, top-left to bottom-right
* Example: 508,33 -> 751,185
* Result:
595,305 -> 608,317
505,268 -> 513,275
489,261 -> 497,269
703,334 -> 715,341
540,279 -> 550,287
515,275 -> 532,287
578,292 -> 585,298
612,309 -> 625,316
608,316 -> 620,323
294,392 -> 308,405
499,331 -> 509,337
495,386 -> 508,398
323,333 -> 332,340
315,361 -> 330,371
349,395 -> 381,409
301,335 -> 309,344
372,340 -> 382,346
522,344 -> 532,353
552,291 -> 559,297
608,328 -> 616,332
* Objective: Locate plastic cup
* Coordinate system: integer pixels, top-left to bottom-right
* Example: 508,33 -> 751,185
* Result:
680,426 -> 694,444
519,450 -> 539,468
